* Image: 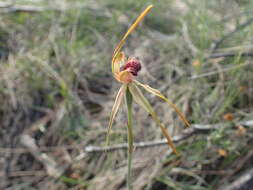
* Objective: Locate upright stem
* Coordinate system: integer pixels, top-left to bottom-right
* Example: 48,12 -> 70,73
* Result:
126,86 -> 133,190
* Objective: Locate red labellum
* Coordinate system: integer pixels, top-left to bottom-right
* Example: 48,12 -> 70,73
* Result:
123,58 -> 141,76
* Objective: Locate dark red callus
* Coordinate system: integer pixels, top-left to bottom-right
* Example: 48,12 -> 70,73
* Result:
123,58 -> 141,76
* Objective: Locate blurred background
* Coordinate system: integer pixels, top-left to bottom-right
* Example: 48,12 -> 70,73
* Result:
1,0 -> 253,189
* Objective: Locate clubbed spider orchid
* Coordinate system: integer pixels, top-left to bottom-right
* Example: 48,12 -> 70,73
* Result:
106,5 -> 190,189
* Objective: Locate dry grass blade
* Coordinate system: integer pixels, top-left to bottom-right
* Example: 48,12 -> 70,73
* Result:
128,83 -> 179,155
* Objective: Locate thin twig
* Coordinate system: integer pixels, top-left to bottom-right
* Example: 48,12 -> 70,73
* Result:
83,120 -> 253,153
211,17 -> 253,52
0,0 -> 15,8
0,5 -> 49,13
159,51 -> 252,92
208,52 -> 253,59
0,170 -> 46,177
189,62 -> 251,80
181,20 -> 199,56
220,167 -> 253,190
20,134 -> 65,178
1,120 -> 252,158
0,145 -> 82,154
217,144 -> 253,189
0,2 -> 111,15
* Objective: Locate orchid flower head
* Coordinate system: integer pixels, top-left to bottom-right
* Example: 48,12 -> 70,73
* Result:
111,5 -> 153,84
107,5 -> 190,155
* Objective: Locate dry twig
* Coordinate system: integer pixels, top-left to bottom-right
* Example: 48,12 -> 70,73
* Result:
20,134 -> 65,178
75,120 -> 253,160
208,52 -> 253,59
220,167 -> 253,190
211,17 -> 253,52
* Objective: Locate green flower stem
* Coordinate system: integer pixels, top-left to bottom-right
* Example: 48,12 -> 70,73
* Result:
126,86 -> 133,190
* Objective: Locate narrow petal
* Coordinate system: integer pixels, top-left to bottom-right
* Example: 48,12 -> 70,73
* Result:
128,83 -> 179,155
106,85 -> 127,145
112,5 -> 153,64
112,51 -> 125,74
134,80 -> 190,127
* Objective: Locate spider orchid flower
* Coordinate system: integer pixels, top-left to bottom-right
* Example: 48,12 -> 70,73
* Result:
107,5 -> 190,155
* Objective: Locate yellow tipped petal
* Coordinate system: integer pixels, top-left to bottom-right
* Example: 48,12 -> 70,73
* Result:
134,80 -> 190,127
128,83 -> 179,155
112,51 -> 125,74
106,85 -> 127,145
112,5 -> 153,64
